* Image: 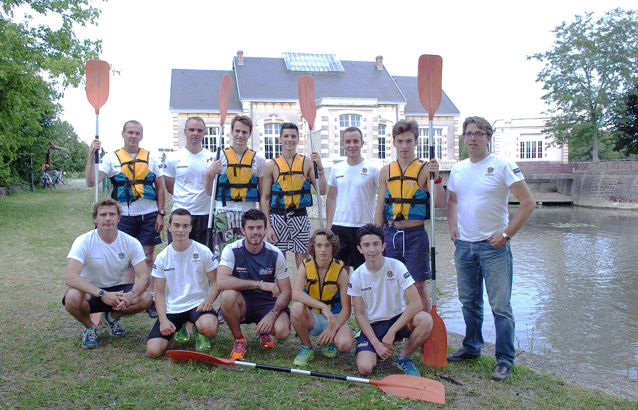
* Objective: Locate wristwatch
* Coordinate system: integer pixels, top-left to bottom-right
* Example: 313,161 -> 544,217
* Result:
502,233 -> 511,242
97,289 -> 105,299
158,210 -> 166,216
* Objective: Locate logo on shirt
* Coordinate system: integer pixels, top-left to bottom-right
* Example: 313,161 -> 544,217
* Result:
153,264 -> 157,270
165,267 -> 175,272
336,175 -> 344,179
513,167 -> 521,174
485,167 -> 494,177
348,282 -> 352,288
176,165 -> 188,169
193,253 -> 199,261
403,272 -> 411,279
118,252 -> 125,260
387,270 -> 394,279
259,268 -> 274,276
361,168 -> 368,175
361,286 -> 372,292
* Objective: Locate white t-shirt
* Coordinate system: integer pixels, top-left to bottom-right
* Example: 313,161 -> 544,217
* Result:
163,147 -> 215,215
100,149 -> 162,216
152,241 -> 218,314
214,150 -> 267,212
347,257 -> 414,323
447,154 -> 525,242
67,230 -> 146,289
327,159 -> 379,227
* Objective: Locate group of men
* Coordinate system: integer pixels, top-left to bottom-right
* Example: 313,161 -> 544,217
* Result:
63,114 -> 534,380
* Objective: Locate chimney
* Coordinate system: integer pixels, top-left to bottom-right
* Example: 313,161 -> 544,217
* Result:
375,55 -> 383,70
237,50 -> 244,65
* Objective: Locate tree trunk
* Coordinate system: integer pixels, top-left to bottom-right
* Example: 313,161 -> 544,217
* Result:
592,125 -> 600,162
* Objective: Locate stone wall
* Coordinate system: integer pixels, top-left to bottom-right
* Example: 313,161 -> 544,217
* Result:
572,171 -> 638,209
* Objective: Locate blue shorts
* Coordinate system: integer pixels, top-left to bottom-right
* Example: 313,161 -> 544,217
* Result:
308,310 -> 329,336
356,314 -> 411,354
241,292 -> 290,325
147,306 -> 216,341
118,212 -> 162,246
384,224 -> 431,281
62,283 -> 133,313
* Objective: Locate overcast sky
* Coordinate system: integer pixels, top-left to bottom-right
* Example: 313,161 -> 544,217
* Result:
55,0 -> 637,152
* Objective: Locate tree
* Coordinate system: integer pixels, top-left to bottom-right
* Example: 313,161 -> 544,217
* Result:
529,8 -> 638,162
47,120 -> 90,173
613,85 -> 638,157
0,1 -> 102,186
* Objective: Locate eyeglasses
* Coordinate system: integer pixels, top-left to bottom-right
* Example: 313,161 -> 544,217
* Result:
464,131 -> 487,139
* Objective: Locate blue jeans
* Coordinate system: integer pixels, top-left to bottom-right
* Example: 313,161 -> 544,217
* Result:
454,239 -> 515,366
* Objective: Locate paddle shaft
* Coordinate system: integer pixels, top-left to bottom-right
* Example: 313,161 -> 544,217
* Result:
429,120 -> 437,297
205,140 -> 222,247
94,114 -> 100,203
233,359 -> 371,384
308,126 -> 324,228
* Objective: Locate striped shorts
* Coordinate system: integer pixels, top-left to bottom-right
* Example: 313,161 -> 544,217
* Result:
270,212 -> 311,254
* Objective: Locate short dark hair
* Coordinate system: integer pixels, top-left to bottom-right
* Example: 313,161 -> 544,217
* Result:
392,120 -> 418,139
122,120 -> 143,133
356,223 -> 384,245
241,209 -> 268,228
169,208 -> 192,224
308,228 -> 340,259
462,116 -> 493,138
231,115 -> 253,134
343,127 -> 363,140
93,198 -> 122,219
279,122 -> 299,137
185,116 -> 206,129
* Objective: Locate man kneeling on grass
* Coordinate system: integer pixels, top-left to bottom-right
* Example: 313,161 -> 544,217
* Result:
347,224 -> 433,376
290,228 -> 354,366
146,209 -> 219,357
63,199 -> 153,349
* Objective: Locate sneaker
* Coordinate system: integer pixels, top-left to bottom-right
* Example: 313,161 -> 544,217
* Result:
447,347 -> 480,362
104,312 -> 125,336
259,333 -> 275,349
193,328 -> 211,352
174,323 -> 190,343
322,343 -> 337,358
492,363 -> 512,381
146,301 -> 158,318
230,337 -> 247,360
293,346 -> 315,366
397,356 -> 421,377
217,310 -> 225,324
81,326 -> 98,349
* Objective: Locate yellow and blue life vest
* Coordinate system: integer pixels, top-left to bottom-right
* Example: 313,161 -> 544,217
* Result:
384,159 -> 430,222
216,147 -> 259,206
270,154 -> 312,211
110,148 -> 156,205
304,257 -> 344,314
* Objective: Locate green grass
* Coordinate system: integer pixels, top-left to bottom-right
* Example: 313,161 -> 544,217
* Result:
0,187 -> 635,409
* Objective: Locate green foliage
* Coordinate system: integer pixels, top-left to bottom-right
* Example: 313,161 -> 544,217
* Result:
0,0 -> 102,186
528,8 -> 638,162
613,85 -> 638,157
47,120 -> 90,173
458,134 -> 469,160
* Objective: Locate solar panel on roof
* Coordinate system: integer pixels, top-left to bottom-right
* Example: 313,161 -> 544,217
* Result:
283,52 -> 345,72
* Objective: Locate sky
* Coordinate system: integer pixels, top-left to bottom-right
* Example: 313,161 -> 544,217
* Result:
53,0 -> 637,152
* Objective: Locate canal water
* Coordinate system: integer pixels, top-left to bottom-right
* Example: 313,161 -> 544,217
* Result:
306,206 -> 637,378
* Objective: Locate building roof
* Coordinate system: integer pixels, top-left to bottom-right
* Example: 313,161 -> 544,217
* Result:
169,69 -> 243,113
393,76 -> 460,116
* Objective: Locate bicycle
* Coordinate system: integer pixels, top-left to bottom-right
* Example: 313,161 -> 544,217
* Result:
52,167 -> 67,185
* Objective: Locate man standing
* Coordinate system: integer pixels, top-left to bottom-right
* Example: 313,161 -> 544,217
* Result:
326,127 -> 379,271
63,199 -> 153,348
446,116 -> 536,381
86,120 -> 165,318
348,224 -> 432,376
260,123 -> 327,269
217,209 -> 292,360
164,116 -> 215,246
205,115 -> 266,260
290,228 -> 354,366
146,209 -> 219,357
373,120 -> 445,311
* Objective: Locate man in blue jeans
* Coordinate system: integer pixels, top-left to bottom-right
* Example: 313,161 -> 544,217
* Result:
446,116 -> 536,380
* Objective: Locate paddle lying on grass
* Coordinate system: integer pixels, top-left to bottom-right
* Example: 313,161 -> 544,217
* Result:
418,54 -> 448,369
298,75 -> 323,228
166,350 -> 445,404
85,59 -> 110,326
206,74 -> 233,248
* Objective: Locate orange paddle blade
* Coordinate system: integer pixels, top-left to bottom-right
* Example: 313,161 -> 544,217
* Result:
85,60 -> 110,114
219,74 -> 232,127
167,350 -> 235,365
298,75 -> 316,130
417,55 -> 442,121
370,374 -> 445,404
422,305 -> 448,368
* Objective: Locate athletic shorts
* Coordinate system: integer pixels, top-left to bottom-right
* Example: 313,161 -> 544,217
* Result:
212,209 -> 246,261
384,224 -> 431,281
62,283 -> 133,313
355,314 -> 411,354
331,225 -> 365,269
308,310 -> 329,336
241,292 -> 290,325
147,306 -> 216,341
168,214 -> 212,251
270,212 -> 310,254
118,211 -> 162,246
